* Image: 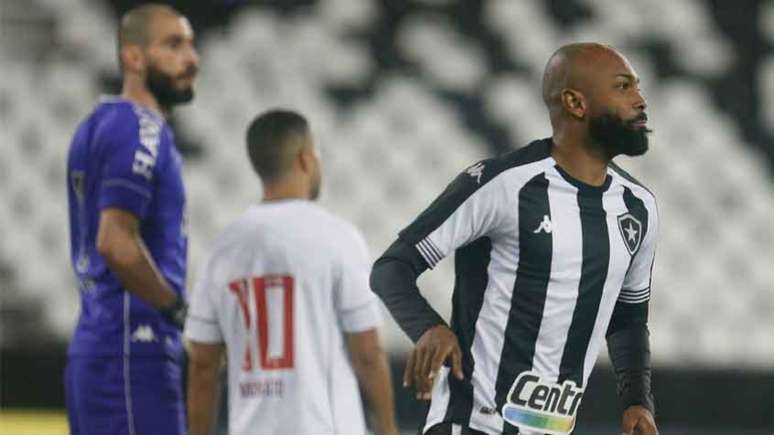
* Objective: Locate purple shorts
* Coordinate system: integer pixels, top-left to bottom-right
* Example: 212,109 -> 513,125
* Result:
65,356 -> 186,435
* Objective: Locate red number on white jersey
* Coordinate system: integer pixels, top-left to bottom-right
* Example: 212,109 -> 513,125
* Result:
229,275 -> 294,371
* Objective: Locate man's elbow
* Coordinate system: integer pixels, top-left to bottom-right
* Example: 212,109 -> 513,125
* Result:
351,345 -> 387,374
97,231 -> 137,268
369,257 -> 390,298
188,348 -> 223,379
96,235 -> 114,259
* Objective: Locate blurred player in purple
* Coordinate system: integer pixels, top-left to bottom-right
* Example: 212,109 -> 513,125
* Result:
65,4 -> 198,434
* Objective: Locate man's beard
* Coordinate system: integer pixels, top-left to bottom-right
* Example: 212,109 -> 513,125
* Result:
146,62 -> 195,109
589,112 -> 651,159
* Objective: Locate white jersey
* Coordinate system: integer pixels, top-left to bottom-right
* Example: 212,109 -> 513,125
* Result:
184,200 -> 381,435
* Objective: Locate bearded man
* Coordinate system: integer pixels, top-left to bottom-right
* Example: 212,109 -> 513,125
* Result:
64,4 -> 198,434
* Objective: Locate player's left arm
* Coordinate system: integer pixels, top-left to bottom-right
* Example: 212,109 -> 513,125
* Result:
607,197 -> 659,435
346,329 -> 398,435
187,340 -> 225,435
337,228 -> 398,435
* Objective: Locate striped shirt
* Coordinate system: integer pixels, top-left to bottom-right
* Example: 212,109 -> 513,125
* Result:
398,139 -> 658,435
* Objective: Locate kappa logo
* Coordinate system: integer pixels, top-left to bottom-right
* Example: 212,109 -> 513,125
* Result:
533,215 -> 553,234
466,162 -> 485,184
617,213 -> 642,255
131,324 -> 157,343
501,371 -> 584,435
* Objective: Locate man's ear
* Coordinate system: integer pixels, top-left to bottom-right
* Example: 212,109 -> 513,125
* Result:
120,45 -> 145,74
297,144 -> 315,175
561,89 -> 586,120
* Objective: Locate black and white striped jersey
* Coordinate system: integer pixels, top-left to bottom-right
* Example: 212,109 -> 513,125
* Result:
398,139 -> 658,435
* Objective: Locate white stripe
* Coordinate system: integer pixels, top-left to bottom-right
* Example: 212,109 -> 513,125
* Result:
531,172 -> 581,382
419,239 -> 441,265
619,292 -> 650,300
423,366 -> 451,433
123,292 -> 137,435
451,423 -> 462,435
468,241 -> 515,434
618,294 -> 651,304
468,161 -> 551,434
580,184 -> 632,384
620,287 -> 650,296
416,241 -> 437,268
619,289 -> 650,297
426,239 -> 444,263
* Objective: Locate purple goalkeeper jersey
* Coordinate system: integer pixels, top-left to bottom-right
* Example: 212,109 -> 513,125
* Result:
66,97 -> 187,358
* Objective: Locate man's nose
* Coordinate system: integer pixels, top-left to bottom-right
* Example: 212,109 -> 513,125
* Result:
634,90 -> 647,111
185,45 -> 200,70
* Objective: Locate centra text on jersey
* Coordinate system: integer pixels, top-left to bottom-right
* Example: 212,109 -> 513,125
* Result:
501,371 -> 584,434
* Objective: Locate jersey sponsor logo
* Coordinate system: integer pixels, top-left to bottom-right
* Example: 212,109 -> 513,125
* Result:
617,213 -> 642,255
466,162 -> 485,184
130,324 -> 157,343
501,371 -> 583,435
132,108 -> 162,180
533,215 -> 553,234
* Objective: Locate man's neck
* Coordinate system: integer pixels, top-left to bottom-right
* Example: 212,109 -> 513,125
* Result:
121,79 -> 167,118
551,132 -> 609,187
262,180 -> 309,203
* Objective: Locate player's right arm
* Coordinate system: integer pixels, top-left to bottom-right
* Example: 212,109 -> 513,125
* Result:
370,161 -> 506,398
95,107 -> 184,325
336,228 -> 397,435
346,329 -> 398,435
97,209 -> 179,311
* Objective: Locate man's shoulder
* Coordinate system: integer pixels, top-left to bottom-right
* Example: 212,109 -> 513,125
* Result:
465,138 -> 553,187
608,161 -> 656,201
301,204 -> 366,248
209,203 -> 367,265
93,97 -> 166,138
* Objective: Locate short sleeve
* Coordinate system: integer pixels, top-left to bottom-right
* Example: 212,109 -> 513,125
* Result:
620,198 -> 659,304
336,228 -> 381,333
399,161 -> 506,269
97,107 -> 164,219
184,257 -> 224,343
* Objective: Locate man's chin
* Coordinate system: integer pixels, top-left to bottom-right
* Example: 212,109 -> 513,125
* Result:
620,133 -> 650,157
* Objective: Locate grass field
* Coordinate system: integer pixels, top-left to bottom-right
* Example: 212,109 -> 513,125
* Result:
0,409 -> 768,434
0,410 -> 68,435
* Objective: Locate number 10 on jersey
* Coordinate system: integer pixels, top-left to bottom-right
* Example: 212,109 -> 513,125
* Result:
229,275 -> 294,371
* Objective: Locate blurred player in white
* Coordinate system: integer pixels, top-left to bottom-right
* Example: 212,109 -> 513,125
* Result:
184,109 -> 397,435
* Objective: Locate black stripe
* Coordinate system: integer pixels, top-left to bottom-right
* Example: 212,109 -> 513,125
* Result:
399,139 -> 552,244
493,173 -> 552,434
442,237 -> 493,427
558,189 -> 609,387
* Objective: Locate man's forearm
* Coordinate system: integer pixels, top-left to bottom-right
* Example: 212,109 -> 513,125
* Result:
370,239 -> 446,342
606,300 -> 654,413
102,234 -> 178,309
352,348 -> 397,435
187,363 -> 220,435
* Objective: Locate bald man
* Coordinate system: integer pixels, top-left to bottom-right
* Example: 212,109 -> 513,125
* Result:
65,4 -> 198,434
371,43 -> 659,435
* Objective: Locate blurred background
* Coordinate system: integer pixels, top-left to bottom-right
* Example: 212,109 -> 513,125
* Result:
2,0 -> 774,434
